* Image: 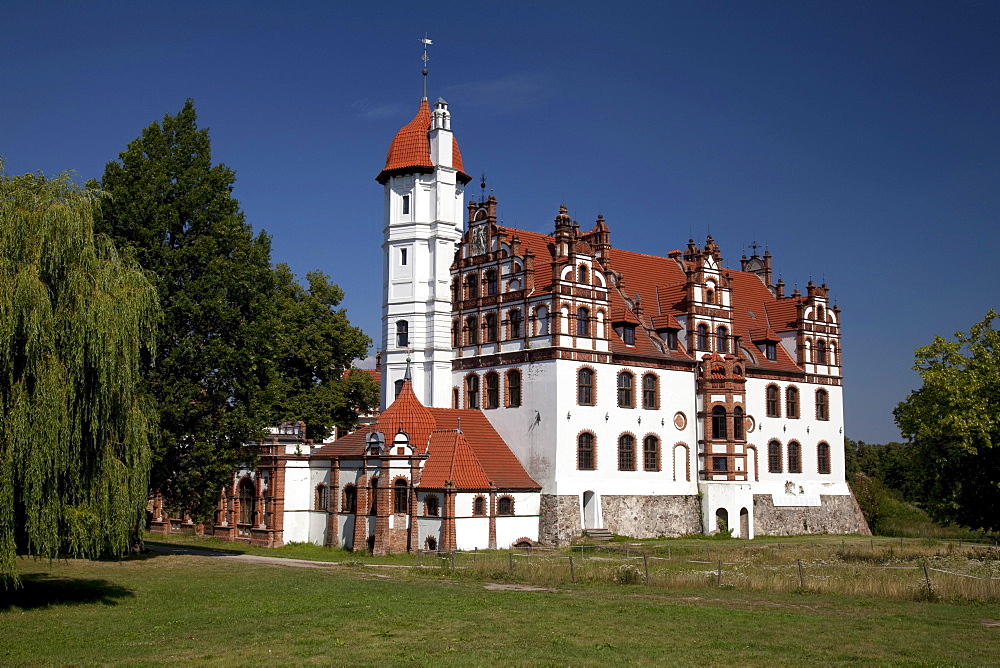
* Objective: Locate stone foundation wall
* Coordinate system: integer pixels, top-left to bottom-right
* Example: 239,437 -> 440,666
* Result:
538,495 -> 581,546
753,493 -> 871,536
601,495 -> 702,538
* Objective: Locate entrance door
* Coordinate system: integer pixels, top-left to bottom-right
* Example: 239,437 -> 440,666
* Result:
582,491 -> 598,529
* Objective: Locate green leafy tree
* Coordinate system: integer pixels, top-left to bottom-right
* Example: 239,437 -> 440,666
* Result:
270,264 -> 378,441
0,168 -> 158,582
96,100 -> 277,520
894,310 -> 1000,531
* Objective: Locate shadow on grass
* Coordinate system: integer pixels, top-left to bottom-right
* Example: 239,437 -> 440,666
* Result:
140,541 -> 245,557
0,573 -> 134,610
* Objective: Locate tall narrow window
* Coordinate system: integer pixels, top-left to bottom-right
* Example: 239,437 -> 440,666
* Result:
369,477 -> 378,515
711,405 -> 727,439
452,320 -> 459,347
786,386 -> 799,419
617,372 -> 634,408
787,441 -> 802,473
817,442 -> 831,474
697,324 -> 709,350
643,435 -> 660,471
577,307 -> 590,336
829,343 -> 837,366
472,496 -> 485,516
816,340 -> 827,364
766,385 -> 780,417
486,270 -> 498,296
401,194 -> 410,215
642,373 -> 658,409
343,484 -> 357,513
618,434 -> 636,471
577,433 -> 595,470
509,309 -> 522,338
396,320 -> 408,347
578,265 -> 588,283
394,379 -> 404,398
733,406 -> 744,440
705,288 -> 715,304
506,370 -> 522,407
400,248 -> 408,265
425,495 -> 440,516
577,368 -> 595,405
394,479 -> 408,514
466,374 -> 479,409
768,441 -> 782,473
664,330 -> 678,349
765,342 -> 777,360
238,478 -> 255,525
816,389 -> 829,420
485,372 -> 499,409
485,313 -> 498,342
622,325 -> 635,345
466,316 -> 478,345
465,274 -> 478,299
716,326 -> 728,353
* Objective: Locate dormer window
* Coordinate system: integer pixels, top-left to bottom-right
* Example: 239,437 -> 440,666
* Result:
765,342 -> 777,360
661,330 -> 678,350
622,325 -> 636,345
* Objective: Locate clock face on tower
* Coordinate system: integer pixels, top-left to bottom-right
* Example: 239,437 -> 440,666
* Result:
471,225 -> 488,256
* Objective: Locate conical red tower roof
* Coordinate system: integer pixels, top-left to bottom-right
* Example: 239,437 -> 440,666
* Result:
376,99 -> 471,184
376,378 -> 437,452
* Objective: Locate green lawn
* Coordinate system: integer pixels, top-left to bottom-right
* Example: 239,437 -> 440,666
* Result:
2,549 -> 999,665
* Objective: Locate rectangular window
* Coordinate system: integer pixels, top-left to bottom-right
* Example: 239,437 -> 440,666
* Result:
402,194 -> 410,215
765,342 -> 776,360
712,457 -> 728,472
400,248 -> 407,265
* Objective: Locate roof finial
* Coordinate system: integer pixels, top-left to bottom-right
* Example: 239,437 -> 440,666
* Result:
456,417 -> 462,433
420,34 -> 432,101
404,355 -> 412,381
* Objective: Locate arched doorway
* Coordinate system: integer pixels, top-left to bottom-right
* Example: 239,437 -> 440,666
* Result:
715,507 -> 729,534
582,491 -> 598,529
739,507 -> 749,538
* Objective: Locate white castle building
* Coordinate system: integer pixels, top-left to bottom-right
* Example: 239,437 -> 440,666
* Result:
153,84 -> 868,552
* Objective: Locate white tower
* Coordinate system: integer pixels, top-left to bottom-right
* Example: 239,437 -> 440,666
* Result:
376,89 -> 470,409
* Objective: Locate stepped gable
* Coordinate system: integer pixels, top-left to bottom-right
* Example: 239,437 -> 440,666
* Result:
429,409 -> 540,490
376,99 -> 471,184
420,429 -> 492,489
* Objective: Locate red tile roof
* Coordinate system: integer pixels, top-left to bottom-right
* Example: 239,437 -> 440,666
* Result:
420,429 -> 492,489
427,409 -> 539,490
375,379 -> 437,453
376,100 -> 472,185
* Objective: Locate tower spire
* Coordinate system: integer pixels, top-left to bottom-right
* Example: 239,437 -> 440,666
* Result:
420,35 -> 432,101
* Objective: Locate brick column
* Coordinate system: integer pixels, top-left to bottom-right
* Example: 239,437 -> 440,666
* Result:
326,459 -> 340,547
351,468 -> 369,552
442,482 -> 457,552
488,484 -> 497,550
372,469 -> 391,555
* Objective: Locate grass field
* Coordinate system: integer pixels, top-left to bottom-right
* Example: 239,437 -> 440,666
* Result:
2,540 -> 999,664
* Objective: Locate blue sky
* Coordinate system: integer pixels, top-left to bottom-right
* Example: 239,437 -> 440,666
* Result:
4,1 -> 998,443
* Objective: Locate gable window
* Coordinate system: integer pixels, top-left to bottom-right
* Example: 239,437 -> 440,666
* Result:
664,330 -> 678,350
343,484 -> 357,513
396,320 -> 409,348
622,325 -> 636,345
643,435 -> 660,471
617,371 -> 634,408
465,274 -> 478,299
705,288 -> 715,305
766,385 -> 780,417
466,316 -> 478,345
618,434 -> 636,471
816,340 -> 827,364
829,343 -> 837,366
817,442 -> 831,474
466,374 -> 479,409
733,406 -> 744,440
486,270 -> 498,296
768,441 -> 782,473
696,324 -> 709,351
816,389 -> 829,421
497,496 -> 514,516
394,479 -> 408,514
578,265 -> 588,283
642,373 -> 658,409
506,370 -> 522,407
577,432 -> 595,470
577,307 -> 590,336
485,372 -> 499,409
711,405 -> 727,439
787,441 -> 802,473
402,194 -> 410,215
577,368 -> 595,405
765,341 -> 777,360
485,313 -> 498,342
425,495 -> 440,516
473,496 -> 485,516
509,309 -> 522,338
716,326 -> 728,353
786,386 -> 799,419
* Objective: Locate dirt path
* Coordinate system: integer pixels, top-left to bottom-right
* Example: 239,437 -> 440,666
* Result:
144,543 -> 349,570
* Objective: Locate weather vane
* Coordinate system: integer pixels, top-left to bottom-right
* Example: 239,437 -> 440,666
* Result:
420,34 -> 432,100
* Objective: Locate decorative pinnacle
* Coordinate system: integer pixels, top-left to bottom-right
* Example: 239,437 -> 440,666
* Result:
404,355 -> 412,381
420,34 -> 432,100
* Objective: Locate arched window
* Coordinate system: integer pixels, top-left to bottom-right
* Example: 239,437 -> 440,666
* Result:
485,313 -> 498,342
466,375 -> 479,409
705,288 -> 715,304
394,479 -> 408,514
485,372 -> 499,409
766,385 -> 780,417
817,442 -> 831,474
452,320 -> 459,347
486,270 -> 498,296
733,406 -> 744,440
466,316 -> 478,345
816,340 -> 827,364
238,478 -> 255,525
816,305 -> 825,321
786,386 -> 799,419
343,484 -> 357,513
787,441 -> 802,473
452,387 -> 459,409
618,434 -> 636,471
617,371 -> 634,408
465,273 -> 478,299
643,435 -> 660,471
577,307 -> 590,336
716,326 -> 728,353
369,477 -> 379,515
506,369 -> 522,407
535,306 -> 549,335
425,495 -> 439,516
768,441 -> 782,473
577,368 -> 595,405
642,373 -> 658,409
577,265 -> 588,283
396,320 -> 408,348
509,309 -> 522,338
696,324 -> 709,350
577,432 -> 595,470
315,484 -> 329,511
816,389 -> 829,420
829,343 -> 837,366
497,496 -> 514,516
711,405 -> 727,439
473,496 -> 485,516
394,378 -> 404,399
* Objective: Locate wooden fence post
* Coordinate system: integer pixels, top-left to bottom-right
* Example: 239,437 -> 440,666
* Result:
797,559 -> 805,589
509,552 -> 514,577
717,560 -> 723,587
569,556 -> 576,583
643,554 -> 650,585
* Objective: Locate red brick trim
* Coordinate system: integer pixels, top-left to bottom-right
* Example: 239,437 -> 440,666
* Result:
641,372 -> 660,410
673,442 -> 690,482
576,364 -> 597,406
576,430 -> 597,471
746,444 -> 759,482
617,431 -> 638,471
765,383 -> 782,418
617,368 -> 636,408
641,433 -> 661,471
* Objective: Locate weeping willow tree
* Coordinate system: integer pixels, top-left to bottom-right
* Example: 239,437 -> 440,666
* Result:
0,167 -> 159,584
